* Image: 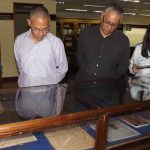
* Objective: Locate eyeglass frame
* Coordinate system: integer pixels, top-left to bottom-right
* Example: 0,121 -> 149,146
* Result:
30,26 -> 50,34
102,16 -> 119,29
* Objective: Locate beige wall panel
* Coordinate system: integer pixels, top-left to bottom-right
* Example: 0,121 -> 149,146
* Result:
50,21 -> 56,35
0,0 -> 56,13
124,28 -> 146,47
123,16 -> 150,25
43,0 -> 56,14
0,20 -> 18,77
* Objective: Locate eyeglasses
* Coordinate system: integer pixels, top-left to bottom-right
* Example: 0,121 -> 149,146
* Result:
31,26 -> 49,33
102,16 -> 118,28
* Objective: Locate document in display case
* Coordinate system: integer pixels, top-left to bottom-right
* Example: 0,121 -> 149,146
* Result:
0,133 -> 37,149
0,77 -> 150,150
89,118 -> 141,143
121,114 -> 149,128
44,125 -> 94,150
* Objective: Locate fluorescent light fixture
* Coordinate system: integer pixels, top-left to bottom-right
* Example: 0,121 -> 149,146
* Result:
118,0 -> 140,3
142,10 -> 150,11
140,14 -> 150,16
125,8 -> 138,11
56,1 -> 64,4
93,11 -> 103,13
144,3 -> 150,4
83,4 -> 106,8
124,12 -> 136,15
65,9 -> 88,12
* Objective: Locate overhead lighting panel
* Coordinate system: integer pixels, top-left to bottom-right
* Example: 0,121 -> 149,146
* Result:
140,14 -> 150,16
125,8 -> 138,11
144,3 -> 150,4
124,12 -> 136,15
93,11 -> 103,13
142,9 -> 150,11
83,4 -> 106,8
56,1 -> 65,5
65,9 -> 88,12
118,0 -> 140,3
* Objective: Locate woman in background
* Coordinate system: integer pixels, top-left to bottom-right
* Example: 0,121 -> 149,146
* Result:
129,24 -> 150,77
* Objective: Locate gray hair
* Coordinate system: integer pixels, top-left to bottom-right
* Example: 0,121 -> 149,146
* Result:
103,3 -> 124,18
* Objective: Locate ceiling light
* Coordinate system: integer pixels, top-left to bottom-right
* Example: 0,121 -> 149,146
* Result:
93,11 -> 103,13
65,9 -> 88,12
83,4 -> 106,8
125,8 -> 138,11
140,14 -> 150,16
56,1 -> 64,5
124,12 -> 136,15
144,3 -> 150,4
142,10 -> 150,11
118,0 -> 140,3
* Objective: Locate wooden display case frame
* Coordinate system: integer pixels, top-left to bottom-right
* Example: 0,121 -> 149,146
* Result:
0,87 -> 150,150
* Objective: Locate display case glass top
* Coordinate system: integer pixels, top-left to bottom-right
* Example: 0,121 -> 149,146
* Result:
0,76 -> 150,126
0,76 -> 150,149
0,84 -> 89,125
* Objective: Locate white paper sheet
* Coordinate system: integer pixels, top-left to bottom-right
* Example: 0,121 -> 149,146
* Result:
0,133 -> 37,149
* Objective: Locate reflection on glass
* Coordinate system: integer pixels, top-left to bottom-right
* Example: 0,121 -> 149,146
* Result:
0,101 -> 4,114
129,77 -> 150,101
15,85 -> 67,119
74,78 -> 126,107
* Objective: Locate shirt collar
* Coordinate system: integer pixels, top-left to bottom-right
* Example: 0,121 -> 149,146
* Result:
26,29 -> 48,42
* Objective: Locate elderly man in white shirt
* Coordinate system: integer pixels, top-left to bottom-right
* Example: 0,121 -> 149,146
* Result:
14,6 -> 68,87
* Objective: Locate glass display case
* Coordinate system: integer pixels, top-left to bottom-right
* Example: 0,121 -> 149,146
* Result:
0,76 -> 150,150
68,76 -> 150,149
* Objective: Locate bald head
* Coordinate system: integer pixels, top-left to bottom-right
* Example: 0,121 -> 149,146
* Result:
29,6 -> 49,20
27,6 -> 50,42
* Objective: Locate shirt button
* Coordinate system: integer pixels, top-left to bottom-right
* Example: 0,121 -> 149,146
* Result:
96,64 -> 99,67
94,73 -> 96,76
99,56 -> 101,58
93,81 -> 96,84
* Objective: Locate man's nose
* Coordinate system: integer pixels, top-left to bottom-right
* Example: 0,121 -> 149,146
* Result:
38,30 -> 45,36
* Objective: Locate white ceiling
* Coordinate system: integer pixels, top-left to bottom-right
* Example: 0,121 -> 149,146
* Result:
56,0 -> 150,18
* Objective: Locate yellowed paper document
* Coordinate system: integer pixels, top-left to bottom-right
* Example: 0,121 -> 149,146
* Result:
0,133 -> 37,149
44,125 -> 94,150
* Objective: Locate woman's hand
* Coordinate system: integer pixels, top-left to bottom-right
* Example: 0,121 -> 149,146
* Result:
132,64 -> 141,73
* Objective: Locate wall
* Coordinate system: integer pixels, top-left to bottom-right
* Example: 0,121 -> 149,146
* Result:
57,18 -> 148,48
124,28 -> 146,47
0,0 -> 56,77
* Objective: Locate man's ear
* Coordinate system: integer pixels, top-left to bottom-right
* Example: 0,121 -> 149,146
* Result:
26,19 -> 31,27
100,12 -> 104,20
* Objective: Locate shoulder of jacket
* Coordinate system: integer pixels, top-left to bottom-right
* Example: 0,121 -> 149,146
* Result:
80,25 -> 99,37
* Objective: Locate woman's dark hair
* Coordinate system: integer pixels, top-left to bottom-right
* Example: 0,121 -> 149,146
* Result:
141,24 -> 150,58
